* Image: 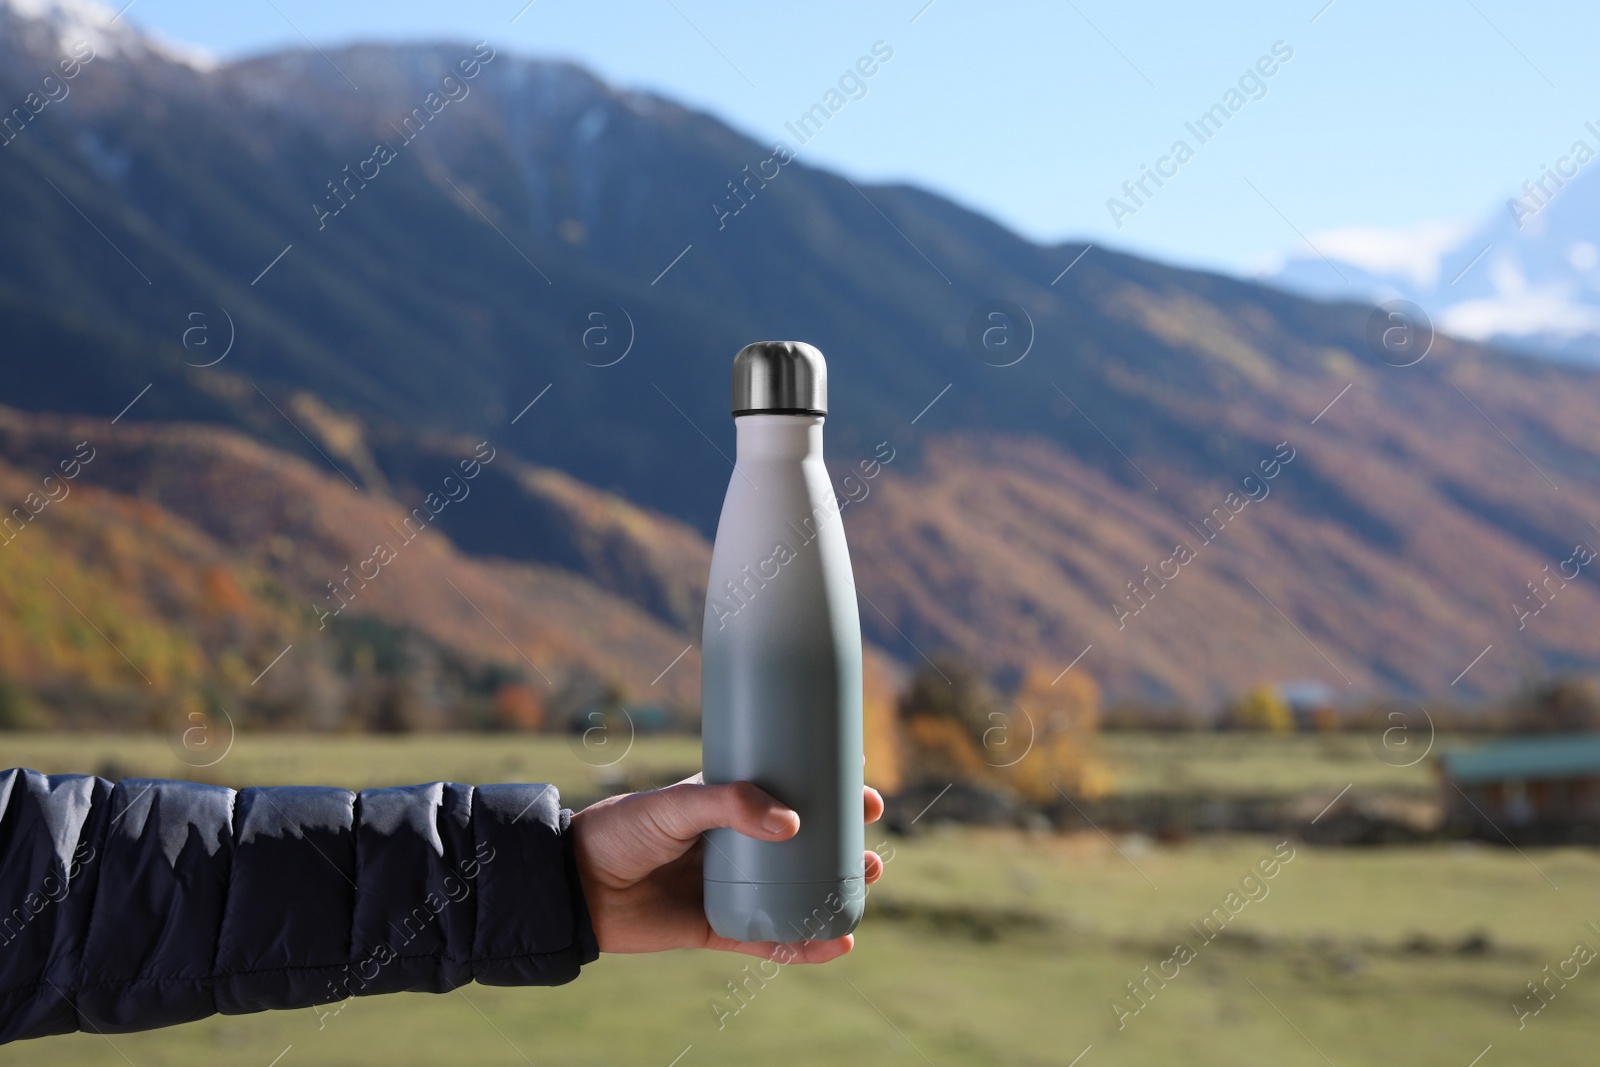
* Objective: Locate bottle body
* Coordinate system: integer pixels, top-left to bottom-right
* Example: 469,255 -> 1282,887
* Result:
702,414 -> 865,942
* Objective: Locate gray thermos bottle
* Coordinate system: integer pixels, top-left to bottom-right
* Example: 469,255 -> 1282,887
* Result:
701,341 -> 866,943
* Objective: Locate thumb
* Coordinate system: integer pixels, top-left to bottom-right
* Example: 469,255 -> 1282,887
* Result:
642,781 -> 800,844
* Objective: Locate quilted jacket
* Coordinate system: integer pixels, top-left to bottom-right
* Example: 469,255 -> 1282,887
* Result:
0,769 -> 599,1043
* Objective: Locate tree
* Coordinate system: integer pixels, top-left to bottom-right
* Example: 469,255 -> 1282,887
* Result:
1510,677 -> 1600,734
1014,664 -> 1100,735
492,682 -> 546,731
1008,664 -> 1114,801
894,656 -> 1115,801
896,654 -> 994,788
0,675 -> 39,730
1227,684 -> 1293,733
863,654 -> 903,793
897,653 -> 993,735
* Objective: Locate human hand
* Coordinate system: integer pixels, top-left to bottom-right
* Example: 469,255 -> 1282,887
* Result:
570,776 -> 884,963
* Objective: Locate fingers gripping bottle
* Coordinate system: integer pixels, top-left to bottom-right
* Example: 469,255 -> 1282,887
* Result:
702,341 -> 866,943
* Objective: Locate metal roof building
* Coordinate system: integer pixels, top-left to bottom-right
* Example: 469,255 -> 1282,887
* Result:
1439,735 -> 1600,843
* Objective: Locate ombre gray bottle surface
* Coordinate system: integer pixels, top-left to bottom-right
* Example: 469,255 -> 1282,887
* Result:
701,341 -> 866,942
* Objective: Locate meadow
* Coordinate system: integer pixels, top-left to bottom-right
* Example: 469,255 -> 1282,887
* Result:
1,732 -> 1592,1067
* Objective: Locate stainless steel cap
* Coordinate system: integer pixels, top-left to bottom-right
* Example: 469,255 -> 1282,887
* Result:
732,341 -> 827,417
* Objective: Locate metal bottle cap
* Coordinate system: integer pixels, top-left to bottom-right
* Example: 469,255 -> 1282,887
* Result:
732,341 -> 827,417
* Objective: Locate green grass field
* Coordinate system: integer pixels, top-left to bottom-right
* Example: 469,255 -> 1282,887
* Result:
1097,731 -> 1442,796
0,733 -> 1590,1066
0,728 -> 1444,798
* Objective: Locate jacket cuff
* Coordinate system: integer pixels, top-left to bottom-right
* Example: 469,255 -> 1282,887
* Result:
467,785 -> 597,987
559,808 -> 601,967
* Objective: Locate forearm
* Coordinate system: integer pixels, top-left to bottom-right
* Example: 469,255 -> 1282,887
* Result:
0,770 -> 597,1044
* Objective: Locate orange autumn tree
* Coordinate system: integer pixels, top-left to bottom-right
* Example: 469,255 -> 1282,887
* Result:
863,653 -> 904,794
492,682 -> 546,731
893,656 -> 1114,802
1007,664 -> 1115,802
895,654 -> 997,787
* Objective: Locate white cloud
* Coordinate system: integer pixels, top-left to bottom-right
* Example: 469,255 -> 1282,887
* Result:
1439,289 -> 1600,342
1300,219 -> 1477,289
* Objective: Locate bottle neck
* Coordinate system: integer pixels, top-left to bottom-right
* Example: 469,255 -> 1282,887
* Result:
734,414 -> 824,461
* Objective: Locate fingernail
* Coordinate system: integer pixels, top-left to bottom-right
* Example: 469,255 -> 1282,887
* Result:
763,809 -> 796,833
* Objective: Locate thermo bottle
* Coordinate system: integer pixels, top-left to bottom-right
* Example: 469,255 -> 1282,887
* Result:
701,341 -> 866,943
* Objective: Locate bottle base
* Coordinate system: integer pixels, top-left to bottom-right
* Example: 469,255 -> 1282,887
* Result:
704,878 -> 865,943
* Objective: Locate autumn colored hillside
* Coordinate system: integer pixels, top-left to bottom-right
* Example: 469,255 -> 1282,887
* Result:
0,9 -> 1597,711
0,405 -> 715,728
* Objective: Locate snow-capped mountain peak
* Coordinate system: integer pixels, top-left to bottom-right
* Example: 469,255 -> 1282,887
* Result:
1266,162 -> 1600,364
0,0 -> 217,71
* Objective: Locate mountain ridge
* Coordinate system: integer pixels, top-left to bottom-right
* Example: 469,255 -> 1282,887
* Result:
1,4 -> 1598,704
1268,164 -> 1600,364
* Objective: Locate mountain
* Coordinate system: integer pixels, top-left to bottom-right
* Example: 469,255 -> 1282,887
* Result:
2,0 -> 1599,707
0,404 -> 709,719
0,401 -> 915,741
1269,158 -> 1600,363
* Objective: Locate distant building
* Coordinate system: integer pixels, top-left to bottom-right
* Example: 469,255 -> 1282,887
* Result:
1439,735 -> 1600,844
1275,679 -> 1339,731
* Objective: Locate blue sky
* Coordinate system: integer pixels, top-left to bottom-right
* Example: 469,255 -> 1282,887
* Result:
122,0 -> 1600,278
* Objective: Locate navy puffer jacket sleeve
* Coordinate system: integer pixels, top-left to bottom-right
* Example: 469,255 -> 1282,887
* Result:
0,769 -> 599,1043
